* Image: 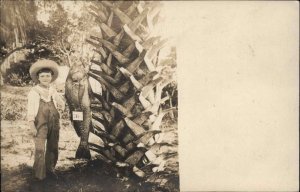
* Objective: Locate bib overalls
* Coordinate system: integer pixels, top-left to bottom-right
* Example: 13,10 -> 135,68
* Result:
33,92 -> 60,180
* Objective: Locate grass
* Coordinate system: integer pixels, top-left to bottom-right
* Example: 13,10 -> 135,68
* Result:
1,85 -> 30,121
1,84 -> 179,192
0,84 -> 69,121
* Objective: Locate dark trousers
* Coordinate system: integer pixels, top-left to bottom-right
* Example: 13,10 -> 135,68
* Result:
33,98 -> 60,180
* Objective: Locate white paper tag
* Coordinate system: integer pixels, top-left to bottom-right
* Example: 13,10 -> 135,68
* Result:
72,111 -> 83,121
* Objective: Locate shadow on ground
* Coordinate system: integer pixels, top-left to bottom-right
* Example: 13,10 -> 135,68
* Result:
1,159 -> 179,192
1,85 -> 179,192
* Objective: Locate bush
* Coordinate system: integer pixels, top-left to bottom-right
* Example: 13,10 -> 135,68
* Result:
1,85 -> 70,121
58,106 -> 70,120
1,97 -> 27,121
3,46 -> 57,86
162,82 -> 178,107
4,59 -> 32,86
5,73 -> 28,86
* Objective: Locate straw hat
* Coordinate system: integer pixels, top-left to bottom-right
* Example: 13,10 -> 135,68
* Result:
29,59 -> 59,83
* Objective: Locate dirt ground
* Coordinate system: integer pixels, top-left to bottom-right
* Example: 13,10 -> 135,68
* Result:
1,85 -> 179,192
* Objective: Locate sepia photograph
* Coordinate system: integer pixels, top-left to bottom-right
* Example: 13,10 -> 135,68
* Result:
1,1 -> 299,192
1,1 -> 178,191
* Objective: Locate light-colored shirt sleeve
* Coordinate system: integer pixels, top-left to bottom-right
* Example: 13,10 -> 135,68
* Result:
27,89 -> 40,122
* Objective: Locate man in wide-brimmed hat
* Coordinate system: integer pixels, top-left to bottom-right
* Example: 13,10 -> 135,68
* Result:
27,59 -> 65,180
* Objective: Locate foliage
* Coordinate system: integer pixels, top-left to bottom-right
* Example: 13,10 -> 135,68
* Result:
58,106 -> 70,120
3,46 -> 56,86
162,82 -> 178,106
80,1 -> 179,184
1,97 -> 26,121
36,1 -> 97,67
0,86 -> 28,121
1,1 -> 96,75
0,85 -> 69,121
5,73 -> 27,87
0,0 -> 48,65
160,46 -> 178,111
0,1 -> 55,84
0,1 -> 39,47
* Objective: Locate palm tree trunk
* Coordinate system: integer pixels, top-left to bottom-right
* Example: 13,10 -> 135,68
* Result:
84,1 -> 176,178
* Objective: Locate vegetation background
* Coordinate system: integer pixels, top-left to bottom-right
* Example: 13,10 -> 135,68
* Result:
1,1 -> 178,191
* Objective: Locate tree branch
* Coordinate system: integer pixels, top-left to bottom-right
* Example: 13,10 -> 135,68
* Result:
0,43 -> 37,66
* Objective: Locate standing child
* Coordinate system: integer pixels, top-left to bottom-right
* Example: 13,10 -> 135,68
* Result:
27,59 -> 65,180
